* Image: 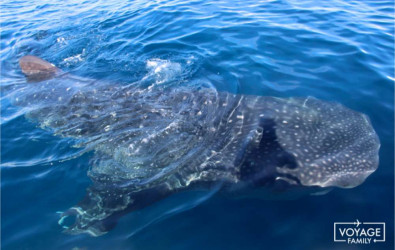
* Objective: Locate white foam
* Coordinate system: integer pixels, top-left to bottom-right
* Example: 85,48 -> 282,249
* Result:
62,48 -> 86,66
143,58 -> 182,84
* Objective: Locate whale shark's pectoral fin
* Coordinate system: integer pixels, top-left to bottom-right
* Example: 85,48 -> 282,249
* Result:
19,55 -> 61,82
238,118 -> 299,188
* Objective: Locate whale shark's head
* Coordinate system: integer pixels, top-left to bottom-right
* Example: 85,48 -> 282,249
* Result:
238,96 -> 380,192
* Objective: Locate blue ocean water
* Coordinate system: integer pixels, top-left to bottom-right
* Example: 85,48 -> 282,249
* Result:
1,0 -> 394,249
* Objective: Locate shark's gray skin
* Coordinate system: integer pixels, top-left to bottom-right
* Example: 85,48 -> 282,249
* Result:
13,55 -> 380,236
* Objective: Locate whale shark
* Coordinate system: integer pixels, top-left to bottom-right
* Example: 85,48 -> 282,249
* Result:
12,55 -> 380,236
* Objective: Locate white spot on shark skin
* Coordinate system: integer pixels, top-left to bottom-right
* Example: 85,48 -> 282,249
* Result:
186,55 -> 195,65
57,37 -> 67,45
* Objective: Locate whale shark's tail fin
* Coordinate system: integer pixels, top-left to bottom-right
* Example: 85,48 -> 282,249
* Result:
19,55 -> 61,81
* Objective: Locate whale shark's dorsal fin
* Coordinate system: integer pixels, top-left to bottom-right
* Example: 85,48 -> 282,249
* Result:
19,55 -> 61,82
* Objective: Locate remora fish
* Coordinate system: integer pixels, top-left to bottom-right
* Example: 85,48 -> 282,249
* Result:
13,55 -> 380,236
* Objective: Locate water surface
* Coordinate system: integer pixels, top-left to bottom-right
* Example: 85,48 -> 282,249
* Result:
1,0 -> 394,249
